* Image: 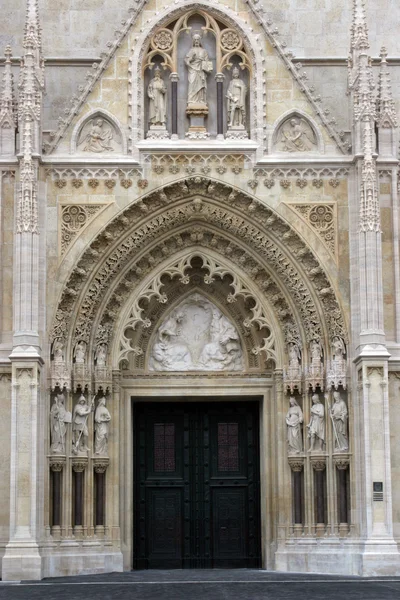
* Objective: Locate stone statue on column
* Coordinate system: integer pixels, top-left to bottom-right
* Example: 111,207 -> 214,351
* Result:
72,394 -> 93,454
50,393 -> 71,454
94,396 -> 111,455
74,341 -> 86,364
185,33 -> 213,139
286,397 -> 304,454
147,66 -> 169,140
307,393 -> 325,452
226,67 -> 248,140
330,391 -> 349,451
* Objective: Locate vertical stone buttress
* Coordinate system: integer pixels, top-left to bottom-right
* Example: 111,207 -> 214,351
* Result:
2,0 -> 45,581
348,0 -> 399,573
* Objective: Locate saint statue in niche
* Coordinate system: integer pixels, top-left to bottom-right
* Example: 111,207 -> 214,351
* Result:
226,67 -> 247,128
329,391 -> 349,452
185,33 -> 213,107
50,393 -> 71,454
278,117 -> 317,152
148,67 -> 167,126
94,396 -> 111,455
286,397 -> 304,454
72,394 -> 93,454
79,118 -> 114,152
307,393 -> 325,451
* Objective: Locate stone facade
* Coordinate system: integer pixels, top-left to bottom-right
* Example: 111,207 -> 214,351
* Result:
0,0 -> 400,580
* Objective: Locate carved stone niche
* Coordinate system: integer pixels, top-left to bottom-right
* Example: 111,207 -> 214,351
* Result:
75,113 -> 123,154
148,293 -> 244,372
273,112 -> 320,154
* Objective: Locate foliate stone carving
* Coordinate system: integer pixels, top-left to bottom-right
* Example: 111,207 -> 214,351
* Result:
276,117 -> 317,153
221,30 -> 241,51
328,391 -> 349,452
153,29 -> 173,52
120,178 -> 132,189
290,204 -> 336,257
49,457 -> 66,472
71,458 -> 88,473
72,394 -> 94,455
286,397 -> 304,455
311,457 -> 326,471
146,154 -> 250,176
329,179 -> 340,187
61,204 -> 104,255
72,179 -> 83,189
333,456 -> 350,470
94,396 -> 111,456
307,394 -> 325,452
55,179 -> 67,189
264,178 -> 275,189
312,179 -> 323,188
288,457 -> 304,472
326,336 -> 347,389
50,393 -> 71,455
149,294 -> 244,372
88,178 -> 99,189
105,179 -> 116,189
93,458 -> 109,474
280,179 -> 290,189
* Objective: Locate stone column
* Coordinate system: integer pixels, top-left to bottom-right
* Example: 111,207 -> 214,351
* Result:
288,458 -> 304,535
93,459 -> 109,535
169,72 -> 179,140
50,458 -> 66,537
311,457 -> 326,536
72,458 -> 87,537
215,73 -> 224,140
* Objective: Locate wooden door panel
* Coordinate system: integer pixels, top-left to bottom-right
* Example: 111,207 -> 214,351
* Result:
134,400 -> 261,569
147,489 -> 183,568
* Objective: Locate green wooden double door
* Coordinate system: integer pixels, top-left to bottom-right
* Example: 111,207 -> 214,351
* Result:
134,399 -> 261,569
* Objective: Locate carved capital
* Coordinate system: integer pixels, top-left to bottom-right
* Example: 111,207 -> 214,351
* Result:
169,72 -> 179,83
288,457 -> 304,472
93,457 -> 110,473
71,457 -> 88,473
215,72 -> 225,83
311,456 -> 326,471
49,457 -> 66,472
333,455 -> 350,470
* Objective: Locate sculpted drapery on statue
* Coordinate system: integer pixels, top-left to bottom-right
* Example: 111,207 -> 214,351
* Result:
286,397 -> 304,454
72,394 -> 93,454
148,67 -> 167,126
227,67 -> 247,128
185,34 -> 213,108
94,396 -> 111,456
330,391 -> 349,451
307,393 -> 325,452
50,393 -> 71,454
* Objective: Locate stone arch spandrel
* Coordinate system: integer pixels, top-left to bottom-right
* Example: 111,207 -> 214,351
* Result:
50,177 -> 348,375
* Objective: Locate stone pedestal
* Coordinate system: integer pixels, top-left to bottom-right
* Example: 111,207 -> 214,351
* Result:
186,104 -> 209,139
226,124 -> 248,140
147,125 -> 169,140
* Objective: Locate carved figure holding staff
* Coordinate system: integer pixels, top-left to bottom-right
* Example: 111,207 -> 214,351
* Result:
72,393 -> 94,454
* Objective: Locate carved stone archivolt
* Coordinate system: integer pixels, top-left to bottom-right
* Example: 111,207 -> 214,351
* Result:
50,177 -> 347,380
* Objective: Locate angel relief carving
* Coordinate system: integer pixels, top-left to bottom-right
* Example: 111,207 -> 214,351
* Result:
276,117 -> 317,152
77,117 -> 122,153
148,294 -> 244,372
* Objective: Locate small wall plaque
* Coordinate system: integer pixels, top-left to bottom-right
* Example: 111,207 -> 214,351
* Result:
373,481 -> 383,501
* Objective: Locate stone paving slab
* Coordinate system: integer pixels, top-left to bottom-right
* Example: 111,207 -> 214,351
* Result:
1,569 -> 400,600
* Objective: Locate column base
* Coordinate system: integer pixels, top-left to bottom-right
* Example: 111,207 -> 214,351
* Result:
2,543 -> 43,581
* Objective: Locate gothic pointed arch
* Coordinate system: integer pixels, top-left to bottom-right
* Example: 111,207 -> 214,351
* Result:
49,176 -> 348,392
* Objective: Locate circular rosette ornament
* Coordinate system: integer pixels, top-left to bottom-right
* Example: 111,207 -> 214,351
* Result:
309,205 -> 333,228
153,29 -> 173,51
221,29 -> 241,51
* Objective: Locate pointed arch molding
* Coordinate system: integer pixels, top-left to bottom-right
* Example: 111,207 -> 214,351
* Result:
115,250 -> 279,369
50,176 -> 347,374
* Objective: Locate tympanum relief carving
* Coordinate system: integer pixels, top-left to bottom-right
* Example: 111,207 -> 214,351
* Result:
275,116 -> 317,153
149,293 -> 244,372
77,117 -> 122,153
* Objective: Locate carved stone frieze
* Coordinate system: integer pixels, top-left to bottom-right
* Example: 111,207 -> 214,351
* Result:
46,167 -> 142,181
254,167 -> 349,180
144,153 -> 251,176
289,203 -> 336,258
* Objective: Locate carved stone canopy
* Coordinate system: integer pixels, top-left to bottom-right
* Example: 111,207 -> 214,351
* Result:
148,293 -> 244,372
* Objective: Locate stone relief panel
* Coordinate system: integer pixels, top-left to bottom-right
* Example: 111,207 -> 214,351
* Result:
76,115 -> 122,154
289,203 -> 336,259
60,203 -> 109,256
274,115 -> 319,153
148,293 -> 244,372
